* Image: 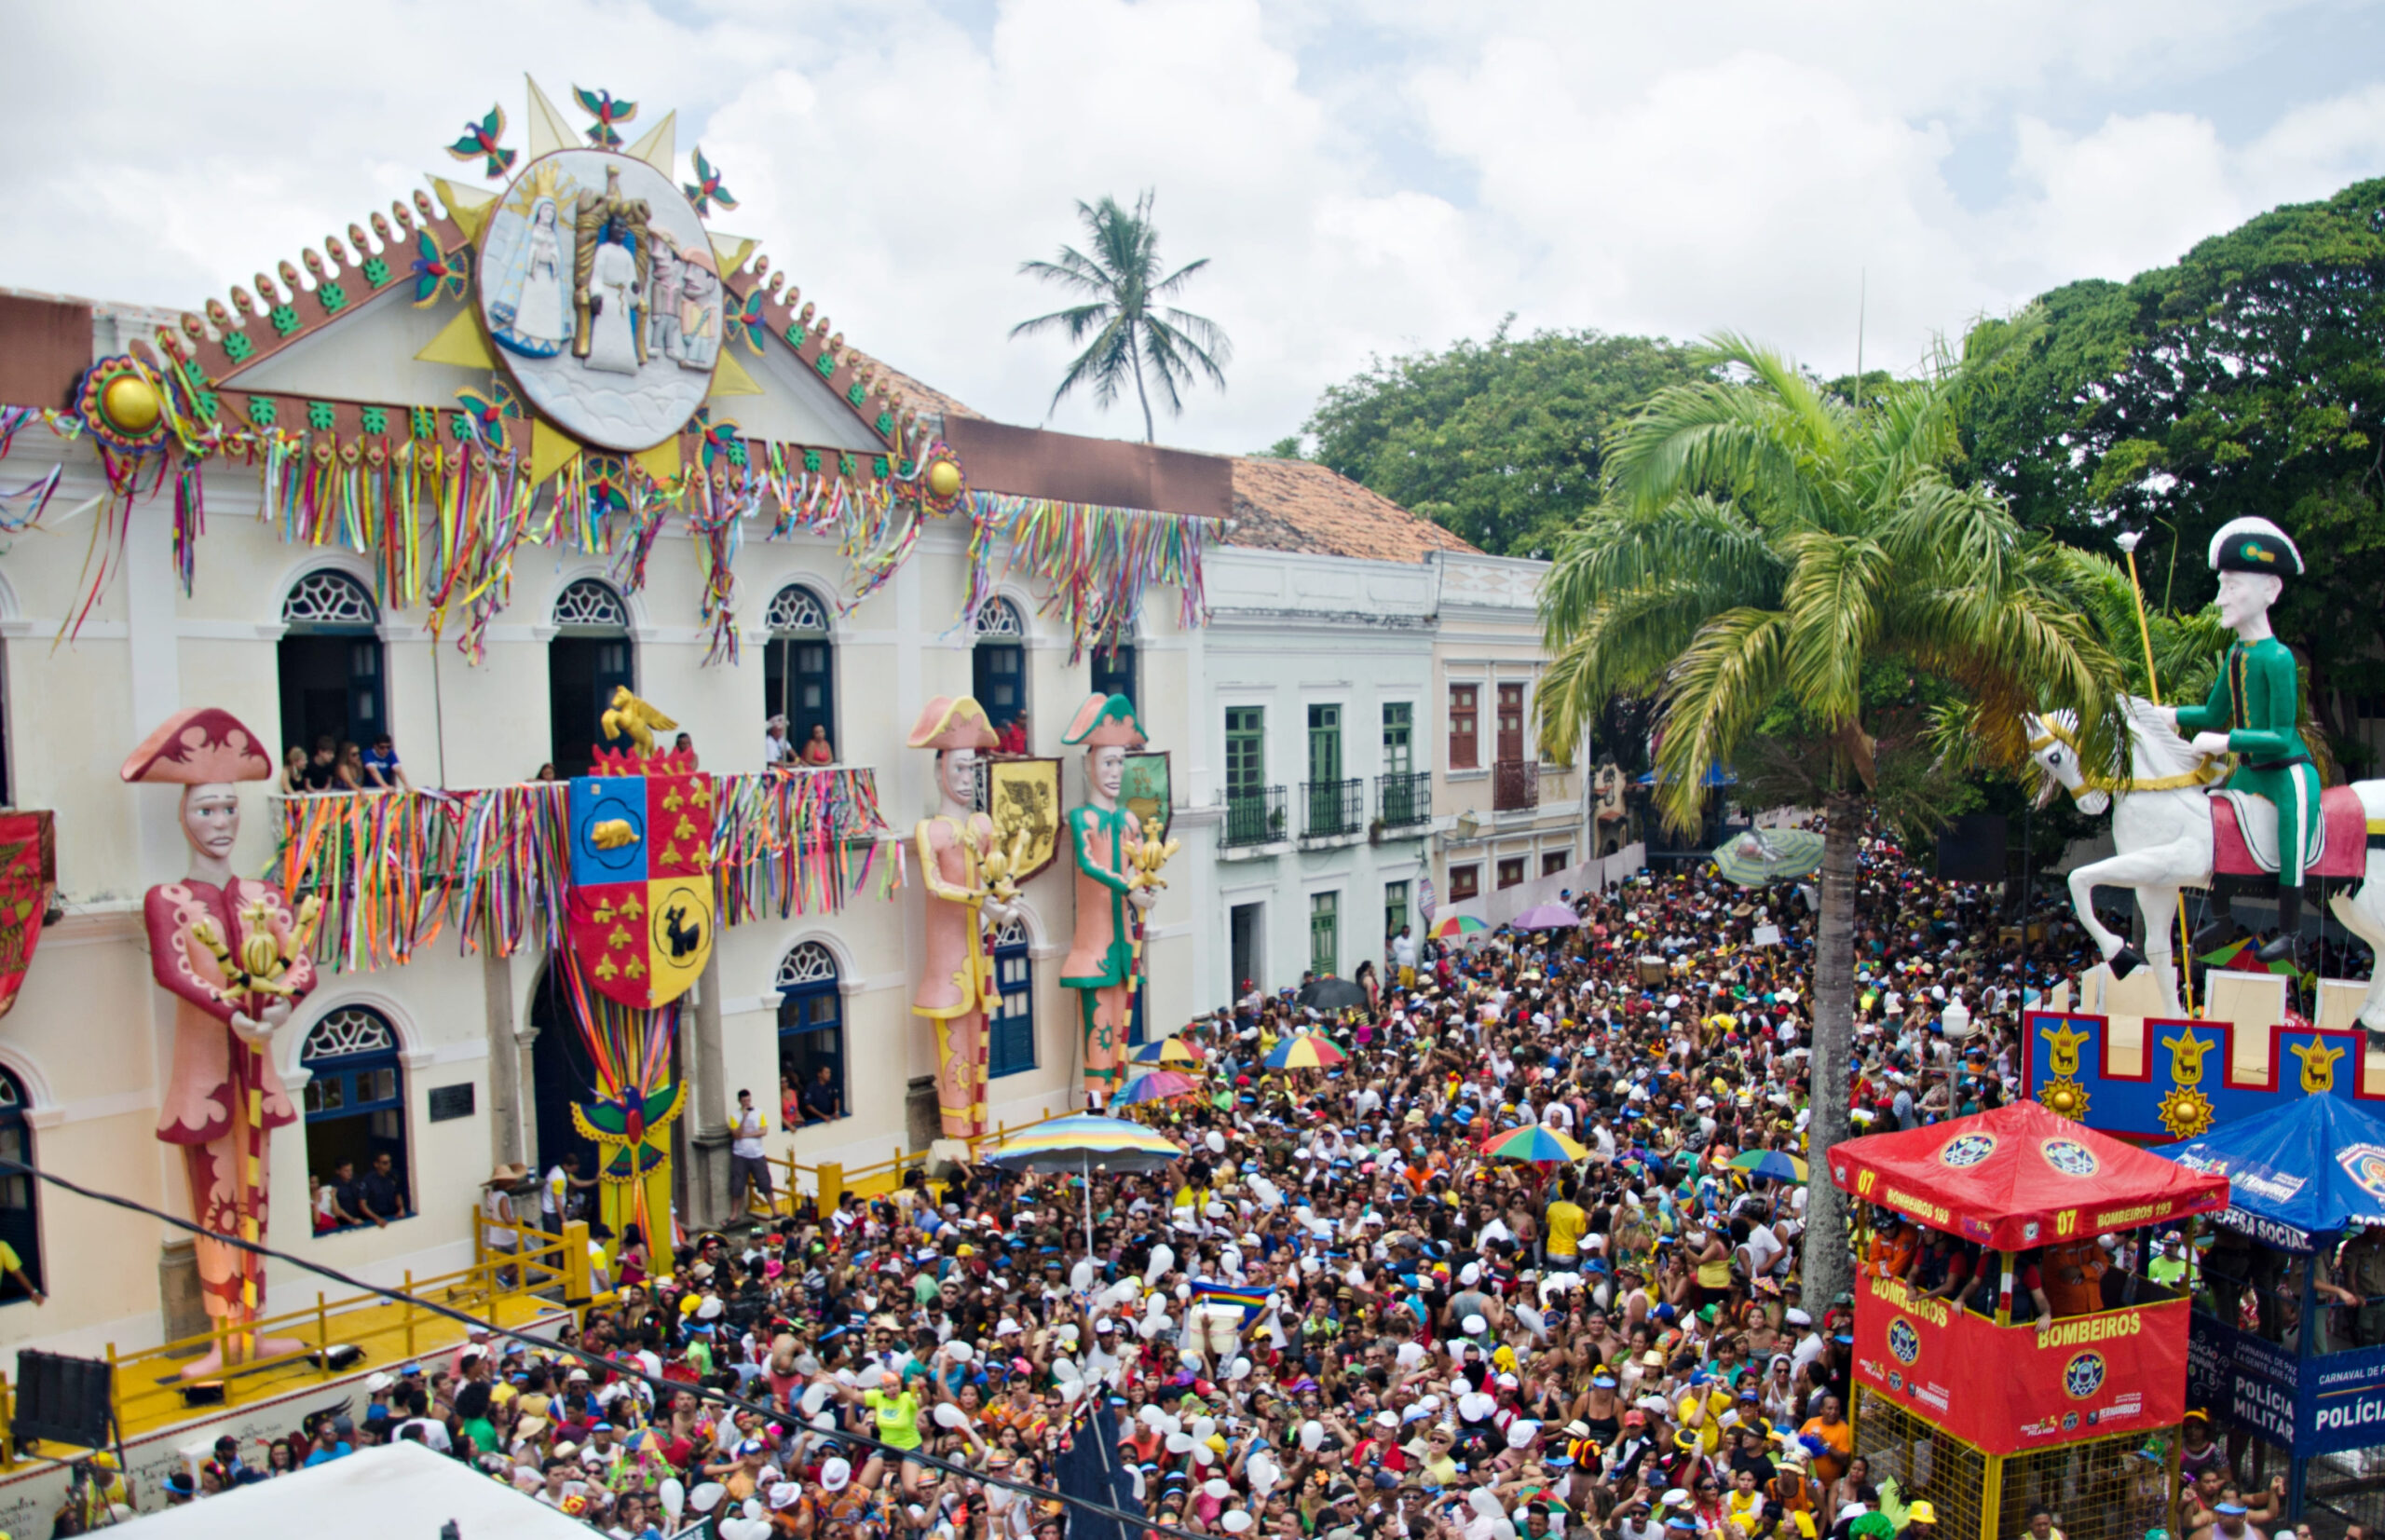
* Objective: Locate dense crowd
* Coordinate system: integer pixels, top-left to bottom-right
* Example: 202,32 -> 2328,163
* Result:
146,831 -> 2338,1540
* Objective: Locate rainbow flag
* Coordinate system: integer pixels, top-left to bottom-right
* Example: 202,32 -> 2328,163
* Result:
1192,1280 -> 1269,1322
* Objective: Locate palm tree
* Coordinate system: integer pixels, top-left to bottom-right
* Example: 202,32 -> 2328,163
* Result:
1012,191 -> 1232,443
1536,332 -> 2126,1304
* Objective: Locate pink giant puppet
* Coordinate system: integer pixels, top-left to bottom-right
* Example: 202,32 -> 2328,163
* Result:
907,696 -> 1015,1138
123,708 -> 319,1375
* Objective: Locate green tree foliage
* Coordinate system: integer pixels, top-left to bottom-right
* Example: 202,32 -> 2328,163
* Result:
1304,321 -> 1710,556
1536,333 -> 2128,1304
1013,191 -> 1232,444
1961,177 -> 2385,765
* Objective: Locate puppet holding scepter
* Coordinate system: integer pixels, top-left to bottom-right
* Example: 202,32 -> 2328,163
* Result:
122,709 -> 320,1376
908,697 -> 1015,1138
1059,694 -> 1157,1105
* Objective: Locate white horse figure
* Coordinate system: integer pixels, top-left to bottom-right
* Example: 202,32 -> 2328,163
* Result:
2025,697 -> 2385,1034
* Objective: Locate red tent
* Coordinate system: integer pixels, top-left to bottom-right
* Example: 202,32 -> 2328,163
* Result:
1826,1100 -> 2227,1250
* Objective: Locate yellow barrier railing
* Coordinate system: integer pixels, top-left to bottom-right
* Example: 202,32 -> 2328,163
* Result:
102,1220 -> 588,1439
760,1103 -> 1082,1215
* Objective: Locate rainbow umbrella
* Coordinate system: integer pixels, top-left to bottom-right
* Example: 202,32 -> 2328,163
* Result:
2198,934 -> 2301,976
1131,1037 -> 1205,1065
982,1113 -> 1184,1253
1111,1070 -> 1199,1107
1480,1124 -> 1590,1164
1263,1032 -> 1348,1070
1726,1149 -> 1808,1183
1430,914 -> 1487,939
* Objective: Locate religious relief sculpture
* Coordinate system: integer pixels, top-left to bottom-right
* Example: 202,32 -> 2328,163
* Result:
908,698 -> 1014,1138
122,710 -> 320,1376
1060,694 -> 1158,1104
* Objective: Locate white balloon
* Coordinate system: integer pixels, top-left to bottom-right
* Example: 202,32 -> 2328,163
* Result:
1149,1244 -> 1177,1281
1516,1304 -> 1547,1341
690,1483 -> 728,1514
1137,1317 -> 1162,1341
745,1500 -> 765,1522
1192,1443 -> 1214,1467
1057,1382 -> 1085,1403
1128,1468 -> 1147,1502
811,1412 -> 836,1432
1179,1349 -> 1202,1369
1223,1516 -> 1254,1534
1148,1292 -> 1168,1316
1158,1413 -> 1182,1438
1227,1357 -> 1251,1382
1192,1417 -> 1218,1442
1205,1479 -> 1233,1500
1206,1130 -> 1226,1153
1139,1405 -> 1170,1431
659,1479 -> 687,1524
1346,1263 -> 1367,1288
801,1382 -> 833,1416
1176,1280 -> 1193,1301
934,1404 -> 970,1429
944,1341 -> 974,1363
1167,1433 -> 1195,1454
1053,1358 -> 1083,1383
1396,1342 -> 1424,1370
1301,1420 -> 1325,1451
1470,1489 -> 1506,1520
1248,1453 -> 1278,1495
1071,1260 -> 1096,1290
1491,1520 -> 1518,1540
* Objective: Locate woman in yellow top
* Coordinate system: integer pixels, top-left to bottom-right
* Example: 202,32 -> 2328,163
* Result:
1544,1179 -> 1588,1270
817,1369 -> 937,1502
1688,1221 -> 1733,1305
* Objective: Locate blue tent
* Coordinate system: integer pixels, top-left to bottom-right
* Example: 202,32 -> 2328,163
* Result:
2153,1092 -> 2385,1252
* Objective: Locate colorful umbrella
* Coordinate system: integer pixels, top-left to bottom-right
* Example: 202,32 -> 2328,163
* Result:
1480,1124 -> 1590,1164
1511,903 -> 1583,932
1711,828 -> 1826,888
981,1114 -> 1185,1252
1130,1037 -> 1205,1065
2198,934 -> 2300,976
1726,1149 -> 1809,1183
1429,914 -> 1487,939
1263,1032 -> 1348,1070
1111,1070 -> 1199,1107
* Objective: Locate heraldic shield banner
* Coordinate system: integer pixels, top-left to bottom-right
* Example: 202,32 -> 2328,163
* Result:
566,772 -> 715,1008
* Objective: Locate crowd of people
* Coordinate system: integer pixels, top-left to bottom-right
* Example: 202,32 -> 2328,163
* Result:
132,829 -> 2348,1540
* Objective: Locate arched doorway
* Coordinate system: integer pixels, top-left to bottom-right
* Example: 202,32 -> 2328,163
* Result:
763,584 -> 837,762
299,1006 -> 410,1230
0,1068 -> 37,1302
971,598 -> 1027,741
550,579 -> 634,778
776,942 -> 846,1125
279,569 -> 386,767
527,963 -> 599,1203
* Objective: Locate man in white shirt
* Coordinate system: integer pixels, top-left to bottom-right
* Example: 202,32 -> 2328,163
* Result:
729,1088 -> 773,1220
762,715 -> 791,765
1391,927 -> 1418,987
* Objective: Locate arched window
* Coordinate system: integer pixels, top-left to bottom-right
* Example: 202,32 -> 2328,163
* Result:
301,1006 -> 410,1233
764,584 -> 838,766
550,579 -> 634,778
988,919 -> 1035,1076
972,598 -> 1027,743
1091,643 -> 1137,713
279,569 -> 387,776
776,943 -> 845,1125
0,1069 -> 38,1302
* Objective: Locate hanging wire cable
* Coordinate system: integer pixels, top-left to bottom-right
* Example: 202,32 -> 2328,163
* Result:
0,1156 -> 1192,1539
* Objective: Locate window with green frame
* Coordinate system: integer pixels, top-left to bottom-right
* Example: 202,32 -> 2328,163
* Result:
1383,702 -> 1412,776
1309,891 -> 1339,977
1307,703 -> 1342,784
1225,707 -> 1265,796
1383,880 -> 1409,950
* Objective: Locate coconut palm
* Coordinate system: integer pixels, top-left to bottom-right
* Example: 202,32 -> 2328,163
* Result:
1013,191 -> 1231,443
1536,331 -> 2127,1303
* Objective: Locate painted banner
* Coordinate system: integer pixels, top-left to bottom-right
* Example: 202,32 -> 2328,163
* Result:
1852,1273 -> 2190,1453
0,811 -> 54,1017
984,757 -> 1061,881
2024,1009 -> 2381,1141
566,772 -> 715,1008
2188,1315 -> 2385,1456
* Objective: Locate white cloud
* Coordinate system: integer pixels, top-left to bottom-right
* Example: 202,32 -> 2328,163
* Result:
0,0 -> 2378,455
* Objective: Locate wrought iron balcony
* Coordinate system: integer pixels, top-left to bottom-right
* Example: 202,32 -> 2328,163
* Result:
1376,770 -> 1431,830
1222,785 -> 1287,849
1302,777 -> 1364,839
1492,758 -> 1539,812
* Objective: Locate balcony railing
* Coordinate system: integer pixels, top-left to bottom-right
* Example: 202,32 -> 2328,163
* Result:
1376,770 -> 1431,830
1302,777 -> 1364,839
1492,758 -> 1539,811
1222,785 -> 1287,848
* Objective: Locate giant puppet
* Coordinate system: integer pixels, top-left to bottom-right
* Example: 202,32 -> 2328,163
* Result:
123,709 -> 320,1376
1060,694 -> 1159,1103
2165,516 -> 2319,965
906,696 -> 1015,1138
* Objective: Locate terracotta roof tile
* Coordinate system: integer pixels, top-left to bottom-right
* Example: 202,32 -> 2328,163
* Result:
846,348 -> 984,425
1223,456 -> 1478,562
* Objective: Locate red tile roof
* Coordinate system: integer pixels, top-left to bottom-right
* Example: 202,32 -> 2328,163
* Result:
1223,455 -> 1479,563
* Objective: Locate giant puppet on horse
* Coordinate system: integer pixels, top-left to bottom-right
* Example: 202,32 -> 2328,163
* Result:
2027,516 -> 2385,1045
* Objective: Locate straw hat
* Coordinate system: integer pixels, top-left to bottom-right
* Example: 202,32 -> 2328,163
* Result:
484,1163 -> 530,1187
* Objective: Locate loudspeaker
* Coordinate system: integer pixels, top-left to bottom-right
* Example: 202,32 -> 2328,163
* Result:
179,1382 -> 225,1408
307,1345 -> 364,1372
13,1350 -> 114,1451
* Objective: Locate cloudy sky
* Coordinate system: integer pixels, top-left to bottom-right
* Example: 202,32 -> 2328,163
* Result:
6,0 -> 2382,454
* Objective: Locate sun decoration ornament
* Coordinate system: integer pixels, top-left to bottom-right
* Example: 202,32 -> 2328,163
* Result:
2037,1076 -> 2091,1123
2159,1084 -> 2216,1139
75,357 -> 170,452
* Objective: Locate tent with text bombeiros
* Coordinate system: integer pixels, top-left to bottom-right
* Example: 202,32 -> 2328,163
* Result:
1826,1100 -> 2228,1248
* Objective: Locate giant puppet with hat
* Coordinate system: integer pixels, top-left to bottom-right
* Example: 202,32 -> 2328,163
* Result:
121,708 -> 321,1376
2160,515 -> 2317,965
906,696 -> 1015,1139
1058,693 -> 1164,1103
